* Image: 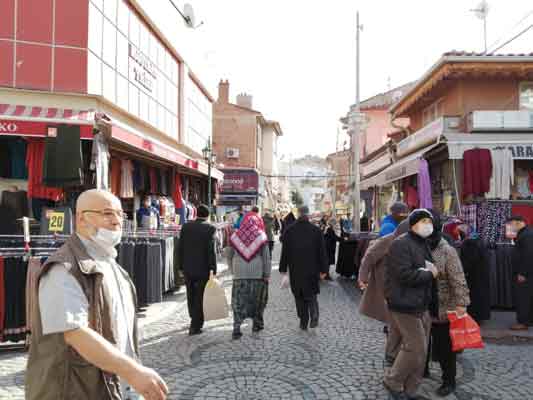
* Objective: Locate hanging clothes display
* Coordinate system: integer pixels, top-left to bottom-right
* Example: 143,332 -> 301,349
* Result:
462,148 -> 492,198
403,179 -> 419,209
0,138 -> 11,178
110,158 -> 122,196
91,132 -> 110,190
2,257 -> 29,342
26,139 -> 63,202
0,257 -> 4,341
7,138 -> 28,179
477,201 -> 512,246
487,148 -> 514,200
149,168 -> 157,194
42,125 -> 83,187
417,159 -> 432,209
461,238 -> 491,322
1,190 -> 29,221
460,204 -> 478,232
511,204 -> 533,225
120,160 -> 134,199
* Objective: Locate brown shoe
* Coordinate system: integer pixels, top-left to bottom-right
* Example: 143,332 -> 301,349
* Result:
510,323 -> 529,331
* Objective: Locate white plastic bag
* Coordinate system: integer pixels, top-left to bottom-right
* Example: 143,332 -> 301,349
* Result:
280,274 -> 290,289
203,278 -> 229,321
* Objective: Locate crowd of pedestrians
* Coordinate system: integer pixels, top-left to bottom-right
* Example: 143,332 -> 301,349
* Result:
23,188 -> 533,400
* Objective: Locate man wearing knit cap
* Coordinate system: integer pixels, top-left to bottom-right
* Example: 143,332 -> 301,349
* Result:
379,202 -> 409,237
178,204 -> 217,336
383,209 -> 439,400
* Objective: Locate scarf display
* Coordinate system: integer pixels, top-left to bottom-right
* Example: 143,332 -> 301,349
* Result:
230,214 -> 268,262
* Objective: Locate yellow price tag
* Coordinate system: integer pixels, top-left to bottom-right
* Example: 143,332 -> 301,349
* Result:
48,212 -> 65,232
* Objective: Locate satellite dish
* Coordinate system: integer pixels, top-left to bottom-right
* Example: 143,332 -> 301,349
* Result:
473,0 -> 489,20
183,3 -> 196,28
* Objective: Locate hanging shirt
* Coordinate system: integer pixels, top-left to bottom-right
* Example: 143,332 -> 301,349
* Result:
91,133 -> 110,190
462,148 -> 492,198
417,159 -> 433,209
7,138 -> 28,179
120,160 -> 134,199
487,148 -> 514,200
26,139 -> 63,201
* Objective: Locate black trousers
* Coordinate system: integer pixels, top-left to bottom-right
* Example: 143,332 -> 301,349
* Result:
515,280 -> 533,325
294,294 -> 319,326
185,278 -> 208,331
431,322 -> 456,385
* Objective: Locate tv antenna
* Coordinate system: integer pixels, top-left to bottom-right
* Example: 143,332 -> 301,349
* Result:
470,0 -> 490,53
183,3 -> 204,29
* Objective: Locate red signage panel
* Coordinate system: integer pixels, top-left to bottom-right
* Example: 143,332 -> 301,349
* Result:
0,119 -> 93,138
221,170 -> 259,193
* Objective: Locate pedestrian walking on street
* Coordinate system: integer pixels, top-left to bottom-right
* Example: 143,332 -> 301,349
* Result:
379,202 -> 409,237
506,215 -> 533,331
26,189 -> 168,400
280,211 -> 296,240
358,219 -> 410,365
279,205 -> 329,330
383,209 -> 438,400
226,213 -> 272,340
426,210 -> 470,397
324,217 -> 341,281
274,212 -> 281,235
178,205 -> 217,336
262,210 -> 276,257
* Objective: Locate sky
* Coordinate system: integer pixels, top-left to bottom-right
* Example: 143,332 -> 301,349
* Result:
139,0 -> 533,159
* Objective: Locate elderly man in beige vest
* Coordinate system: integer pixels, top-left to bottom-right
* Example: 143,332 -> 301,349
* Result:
26,189 -> 168,400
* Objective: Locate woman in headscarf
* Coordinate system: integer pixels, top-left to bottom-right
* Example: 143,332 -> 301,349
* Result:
323,217 -> 341,281
426,209 -> 471,397
226,213 -> 272,340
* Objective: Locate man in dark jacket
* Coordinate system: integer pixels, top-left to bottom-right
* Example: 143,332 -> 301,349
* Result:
178,205 -> 217,336
279,205 -> 329,330
383,209 -> 438,400
379,201 -> 409,237
507,215 -> 533,331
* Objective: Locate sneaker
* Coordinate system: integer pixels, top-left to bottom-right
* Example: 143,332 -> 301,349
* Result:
252,325 -> 264,333
188,329 -> 203,336
232,331 -> 243,340
436,383 -> 456,397
310,320 -> 319,329
300,322 -> 308,331
383,381 -> 408,400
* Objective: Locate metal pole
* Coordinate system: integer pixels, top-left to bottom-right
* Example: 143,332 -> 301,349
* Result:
351,11 -> 361,232
484,16 -> 487,53
207,138 -> 212,218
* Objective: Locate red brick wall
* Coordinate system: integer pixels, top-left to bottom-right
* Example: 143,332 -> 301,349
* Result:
0,0 -> 89,92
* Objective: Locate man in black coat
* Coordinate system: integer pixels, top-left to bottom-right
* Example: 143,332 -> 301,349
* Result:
178,205 -> 217,336
279,205 -> 328,330
383,209 -> 438,400
507,215 -> 533,331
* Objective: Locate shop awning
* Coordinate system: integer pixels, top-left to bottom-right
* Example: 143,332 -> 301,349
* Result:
360,143 -> 440,189
108,117 -> 224,180
445,133 -> 533,160
0,103 -> 95,138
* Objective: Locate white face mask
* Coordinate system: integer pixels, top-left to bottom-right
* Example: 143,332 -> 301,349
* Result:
415,223 -> 434,238
92,227 -> 122,248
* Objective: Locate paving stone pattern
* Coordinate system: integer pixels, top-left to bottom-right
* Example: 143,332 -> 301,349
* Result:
1,243 -> 533,399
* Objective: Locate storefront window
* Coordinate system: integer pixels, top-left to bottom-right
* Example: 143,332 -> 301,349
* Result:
117,74 -> 128,110
520,82 -> 533,110
88,3 -> 103,57
103,64 -> 116,103
102,18 -> 117,68
117,0 -> 129,35
87,51 -> 102,95
116,32 -> 129,77
104,0 -> 118,24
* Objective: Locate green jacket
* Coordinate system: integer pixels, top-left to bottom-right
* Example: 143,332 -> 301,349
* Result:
25,235 -> 139,400
263,214 -> 275,241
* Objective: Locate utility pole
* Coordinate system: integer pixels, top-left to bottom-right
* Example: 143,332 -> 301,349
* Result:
349,11 -> 362,232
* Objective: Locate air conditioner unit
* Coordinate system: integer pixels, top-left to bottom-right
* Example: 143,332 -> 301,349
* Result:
226,148 -> 240,159
468,111 -> 504,132
503,111 -> 533,130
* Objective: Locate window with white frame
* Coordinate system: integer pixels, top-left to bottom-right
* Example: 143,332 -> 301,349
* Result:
520,82 -> 533,111
422,99 -> 443,126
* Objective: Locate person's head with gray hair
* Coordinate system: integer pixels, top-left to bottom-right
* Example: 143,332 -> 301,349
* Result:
297,205 -> 310,218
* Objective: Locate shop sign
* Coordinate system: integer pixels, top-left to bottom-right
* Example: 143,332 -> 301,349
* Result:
0,120 -> 93,138
508,144 -> 533,159
129,44 -> 157,93
221,170 -> 259,193
385,166 -> 407,182
0,121 -> 18,133
396,118 -> 444,157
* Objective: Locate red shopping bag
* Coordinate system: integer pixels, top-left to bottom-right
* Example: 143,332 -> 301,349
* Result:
447,312 -> 485,352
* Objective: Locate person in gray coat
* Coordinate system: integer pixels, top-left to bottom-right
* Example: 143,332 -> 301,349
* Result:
226,213 -> 272,340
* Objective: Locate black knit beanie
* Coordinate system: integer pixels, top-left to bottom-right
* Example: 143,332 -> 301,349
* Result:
197,205 -> 210,219
408,209 -> 433,227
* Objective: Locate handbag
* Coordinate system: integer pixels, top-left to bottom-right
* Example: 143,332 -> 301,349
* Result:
203,277 -> 229,321
447,312 -> 485,352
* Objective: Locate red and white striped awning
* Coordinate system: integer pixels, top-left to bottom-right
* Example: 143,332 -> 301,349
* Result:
0,103 -> 96,125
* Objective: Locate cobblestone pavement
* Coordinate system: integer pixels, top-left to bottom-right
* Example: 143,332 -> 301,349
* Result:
2,244 -> 533,399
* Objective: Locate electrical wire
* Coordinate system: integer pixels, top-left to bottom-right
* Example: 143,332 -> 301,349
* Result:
490,22 -> 533,54
487,9 -> 533,53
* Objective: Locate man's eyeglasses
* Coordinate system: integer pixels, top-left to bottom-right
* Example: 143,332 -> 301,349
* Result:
82,210 -> 127,220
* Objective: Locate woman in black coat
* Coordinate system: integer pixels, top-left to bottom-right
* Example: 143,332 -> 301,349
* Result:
324,218 -> 340,280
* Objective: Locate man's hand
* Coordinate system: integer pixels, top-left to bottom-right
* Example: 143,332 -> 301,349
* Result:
425,262 -> 438,278
126,365 -> 168,400
518,274 -> 527,284
320,273 -> 327,280
455,306 -> 467,317
358,280 -> 368,290
210,271 -> 215,280
264,277 -> 270,283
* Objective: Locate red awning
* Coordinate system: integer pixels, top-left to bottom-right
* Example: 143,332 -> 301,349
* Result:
0,103 -> 94,138
109,119 -> 223,180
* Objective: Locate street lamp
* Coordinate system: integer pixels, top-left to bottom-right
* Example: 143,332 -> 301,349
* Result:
202,137 -> 217,218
